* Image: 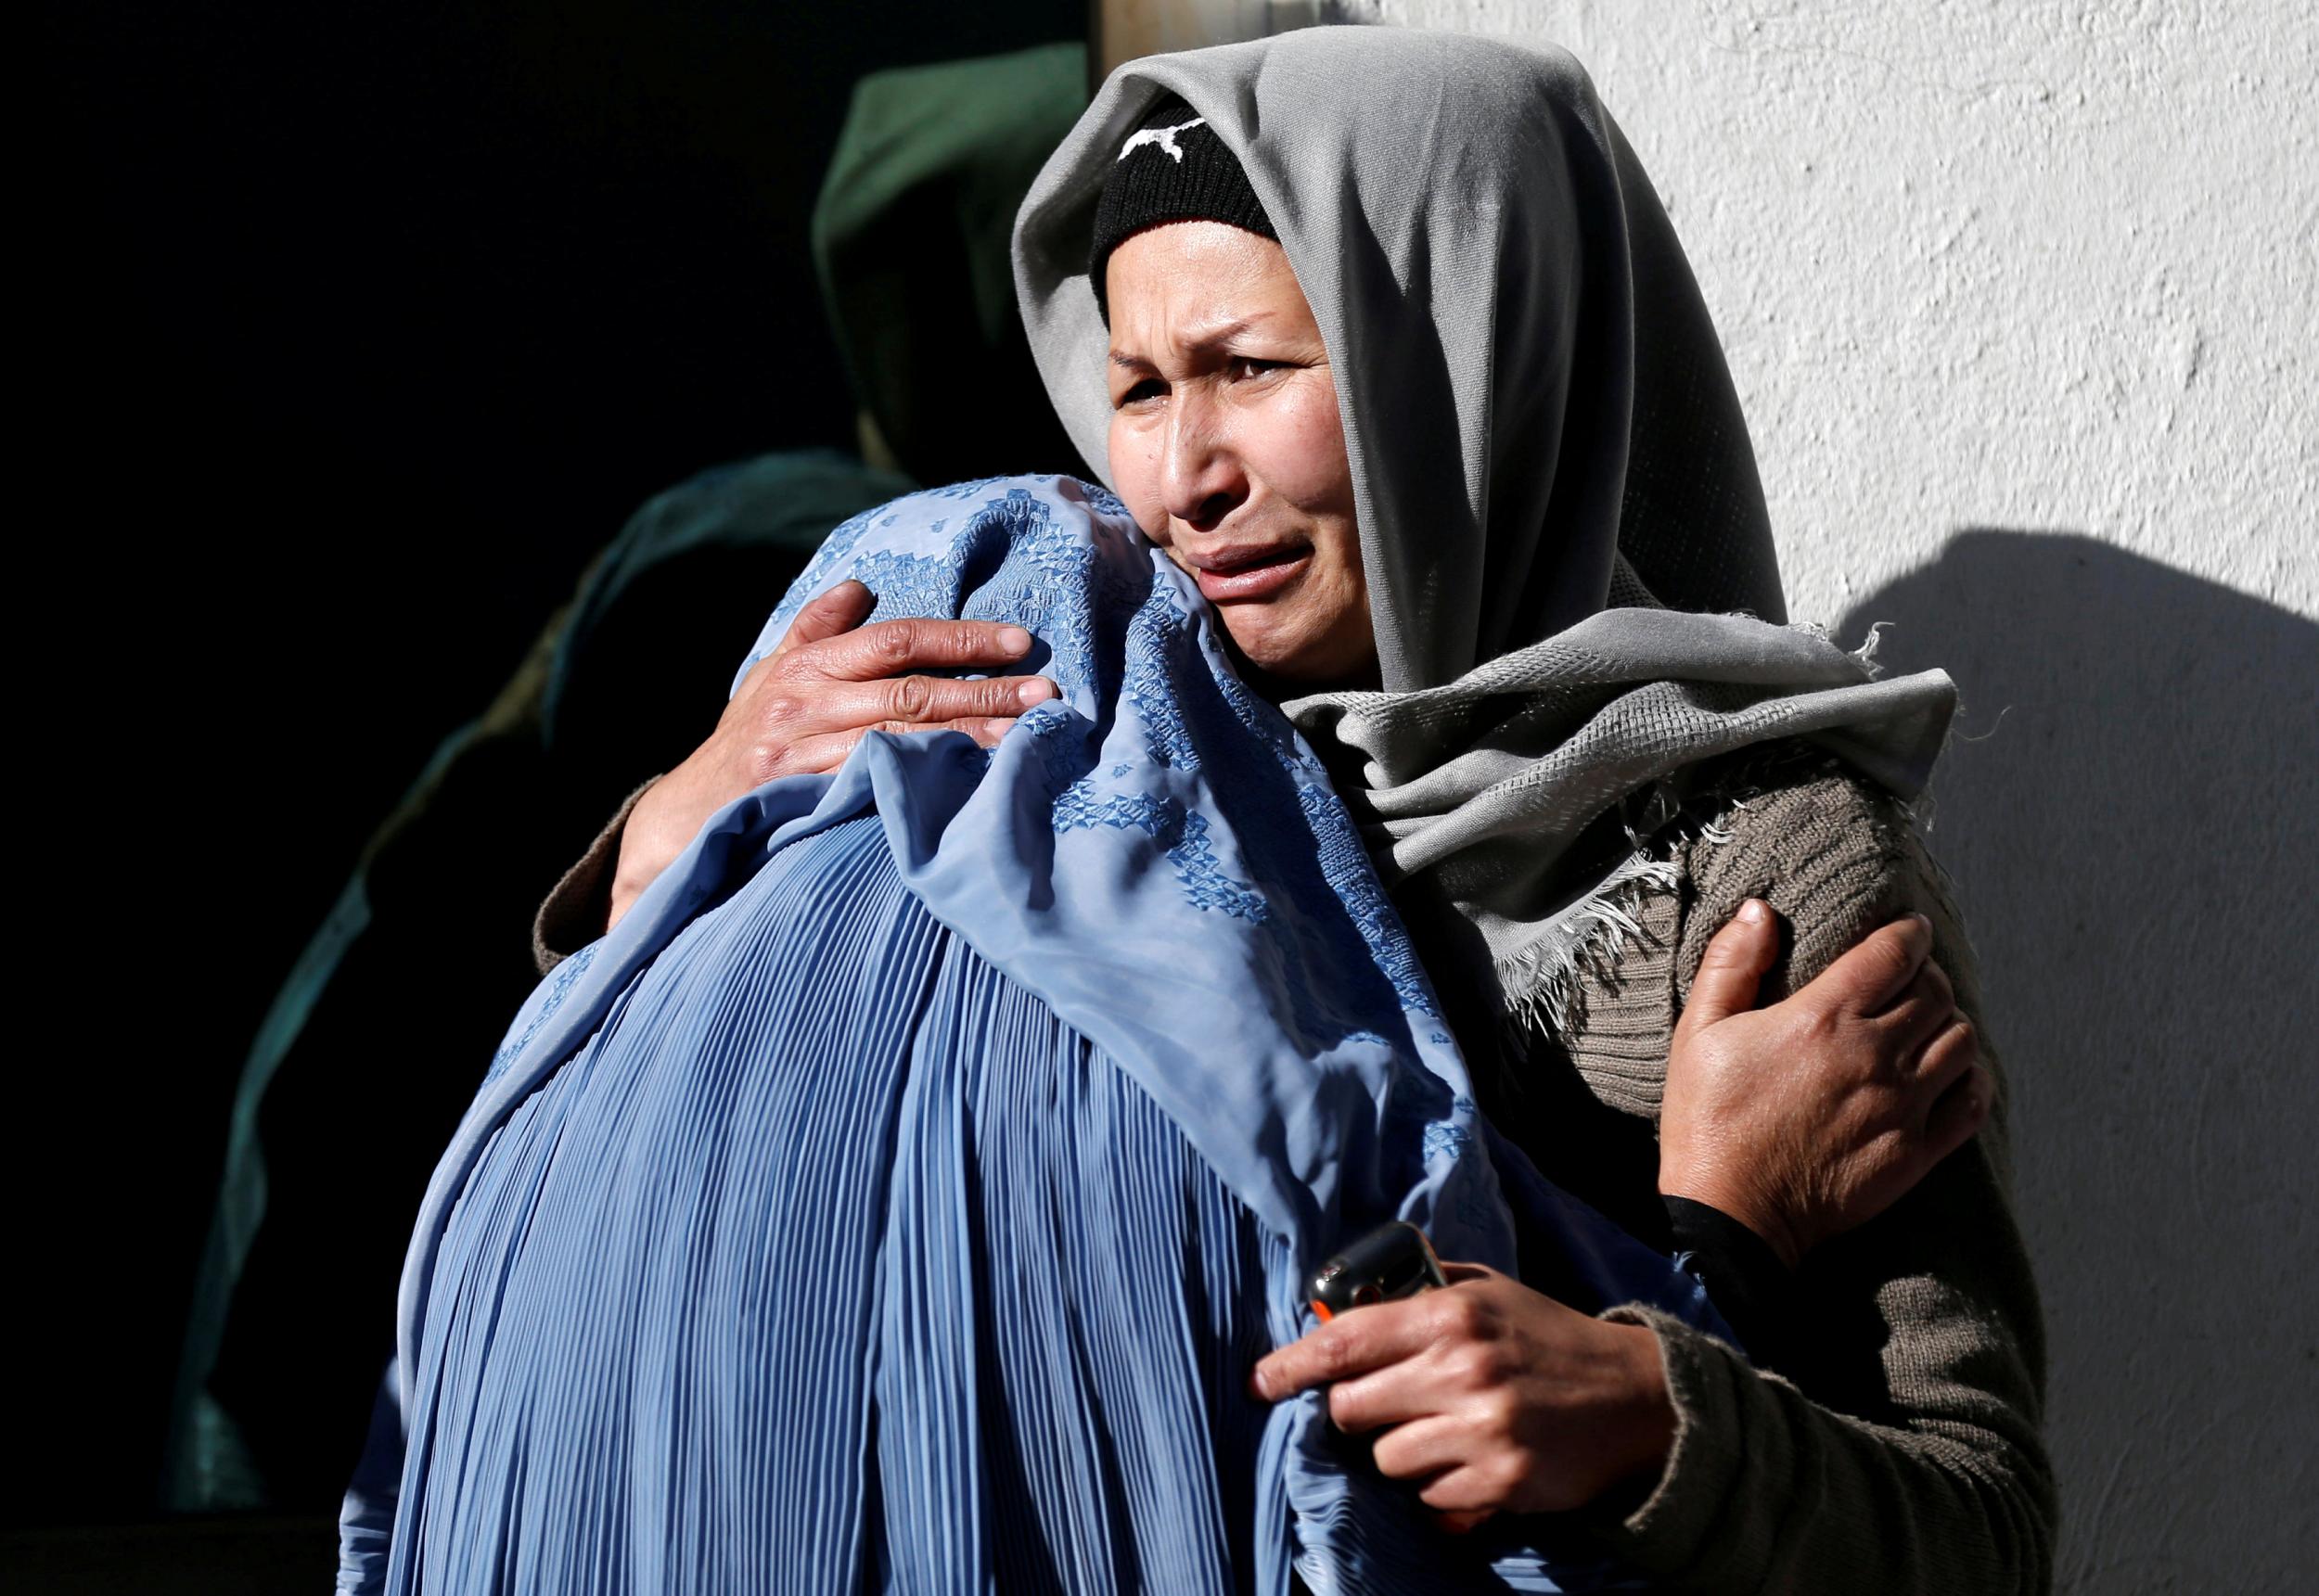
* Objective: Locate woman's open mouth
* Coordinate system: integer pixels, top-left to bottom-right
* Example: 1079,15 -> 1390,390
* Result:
1189,544 -> 1312,603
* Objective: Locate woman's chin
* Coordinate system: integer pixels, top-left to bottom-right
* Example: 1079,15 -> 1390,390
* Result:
1221,618 -> 1378,694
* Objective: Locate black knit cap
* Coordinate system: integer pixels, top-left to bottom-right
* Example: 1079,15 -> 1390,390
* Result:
1088,95 -> 1276,322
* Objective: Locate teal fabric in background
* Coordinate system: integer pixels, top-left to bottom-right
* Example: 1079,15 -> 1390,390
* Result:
169,451 -> 908,1511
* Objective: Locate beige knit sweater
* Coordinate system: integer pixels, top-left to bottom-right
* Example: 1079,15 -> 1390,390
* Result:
530,754 -> 2054,1593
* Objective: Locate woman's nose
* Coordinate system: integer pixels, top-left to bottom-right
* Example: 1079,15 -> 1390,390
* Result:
1161,394 -> 1249,532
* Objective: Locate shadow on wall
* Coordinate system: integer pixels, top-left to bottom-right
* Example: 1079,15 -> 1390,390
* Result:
1841,531 -> 2318,1595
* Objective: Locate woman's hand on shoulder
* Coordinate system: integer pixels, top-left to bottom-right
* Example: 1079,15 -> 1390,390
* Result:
608,580 -> 1057,930
1659,902 -> 1992,1269
1249,1263 -> 1674,1528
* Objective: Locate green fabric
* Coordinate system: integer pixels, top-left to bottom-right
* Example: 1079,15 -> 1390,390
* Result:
813,42 -> 1089,485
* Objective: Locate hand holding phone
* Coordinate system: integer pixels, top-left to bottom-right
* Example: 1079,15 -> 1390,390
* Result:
1307,1219 -> 1449,1321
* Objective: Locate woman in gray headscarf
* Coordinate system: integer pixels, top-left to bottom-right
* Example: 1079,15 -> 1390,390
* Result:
541,27 -> 2051,1592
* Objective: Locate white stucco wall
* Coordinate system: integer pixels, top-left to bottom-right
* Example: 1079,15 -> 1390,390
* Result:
1276,3 -> 2317,1590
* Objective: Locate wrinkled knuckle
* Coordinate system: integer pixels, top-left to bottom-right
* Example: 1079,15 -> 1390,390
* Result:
890,675 -> 933,721
759,691 -> 804,733
1471,1446 -> 1514,1490
1801,1005 -> 1844,1049
1454,1342 -> 1508,1391
1870,1124 -> 1918,1166
1430,1294 -> 1483,1342
1466,1391 -> 1521,1456
872,623 -> 917,669
1698,1036 -> 1748,1078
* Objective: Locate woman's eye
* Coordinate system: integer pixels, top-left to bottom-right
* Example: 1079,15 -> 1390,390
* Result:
1233,357 -> 1287,381
1117,378 -> 1166,408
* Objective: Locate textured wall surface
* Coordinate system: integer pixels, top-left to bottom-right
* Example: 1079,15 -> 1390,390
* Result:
1317,4 -> 2316,1590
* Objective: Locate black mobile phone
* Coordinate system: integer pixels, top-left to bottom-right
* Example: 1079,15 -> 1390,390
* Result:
1307,1219 -> 1448,1321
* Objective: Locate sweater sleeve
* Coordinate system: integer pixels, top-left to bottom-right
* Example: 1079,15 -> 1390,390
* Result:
1582,762 -> 2056,1594
532,777 -> 660,976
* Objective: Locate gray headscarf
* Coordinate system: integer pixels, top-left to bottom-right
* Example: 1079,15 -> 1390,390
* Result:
1013,27 -> 1956,1023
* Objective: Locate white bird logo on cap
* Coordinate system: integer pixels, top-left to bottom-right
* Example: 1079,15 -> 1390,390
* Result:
1119,116 -> 1208,163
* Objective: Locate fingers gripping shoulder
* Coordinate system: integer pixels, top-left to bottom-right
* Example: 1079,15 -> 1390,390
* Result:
1669,752 -> 2014,1140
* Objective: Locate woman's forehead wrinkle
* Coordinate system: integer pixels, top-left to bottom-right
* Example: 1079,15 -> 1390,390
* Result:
1118,316 -> 1269,364
1110,249 -> 1296,369
1176,313 -> 1267,351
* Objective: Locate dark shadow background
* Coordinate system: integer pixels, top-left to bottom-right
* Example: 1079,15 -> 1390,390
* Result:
19,0 -> 1082,1566
1841,533 -> 2317,1596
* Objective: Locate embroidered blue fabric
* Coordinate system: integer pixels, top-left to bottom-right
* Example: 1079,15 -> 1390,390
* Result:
344,476 -> 1730,1594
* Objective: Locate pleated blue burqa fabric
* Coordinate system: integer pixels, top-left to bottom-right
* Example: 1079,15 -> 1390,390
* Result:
340,477 -> 1726,1594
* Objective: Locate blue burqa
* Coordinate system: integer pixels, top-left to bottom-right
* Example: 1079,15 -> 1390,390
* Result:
340,478 -> 1728,1595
